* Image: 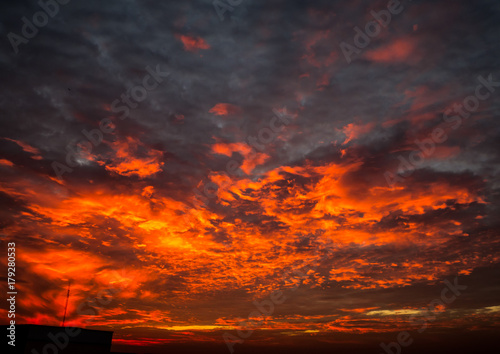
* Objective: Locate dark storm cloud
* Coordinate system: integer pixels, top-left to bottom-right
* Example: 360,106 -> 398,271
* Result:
0,0 -> 498,191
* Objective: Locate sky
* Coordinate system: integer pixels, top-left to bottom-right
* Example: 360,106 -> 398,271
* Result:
0,0 -> 499,353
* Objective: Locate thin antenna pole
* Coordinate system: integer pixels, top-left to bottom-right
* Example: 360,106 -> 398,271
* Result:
61,280 -> 71,327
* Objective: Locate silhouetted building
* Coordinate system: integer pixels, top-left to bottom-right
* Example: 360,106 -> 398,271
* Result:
4,324 -> 113,354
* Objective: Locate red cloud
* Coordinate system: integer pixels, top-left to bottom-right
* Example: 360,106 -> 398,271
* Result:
342,122 -> 375,144
365,38 -> 416,63
3,138 -> 43,160
209,103 -> 241,116
176,34 -> 210,52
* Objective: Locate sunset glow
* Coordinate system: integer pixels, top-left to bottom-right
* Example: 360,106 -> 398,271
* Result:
1,1 -> 499,354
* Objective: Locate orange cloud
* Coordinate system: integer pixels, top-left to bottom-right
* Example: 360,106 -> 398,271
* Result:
211,142 -> 269,174
101,137 -> 164,178
176,34 -> 210,52
3,138 -> 43,160
209,103 -> 241,116
0,133 -> 493,336
0,159 -> 14,167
